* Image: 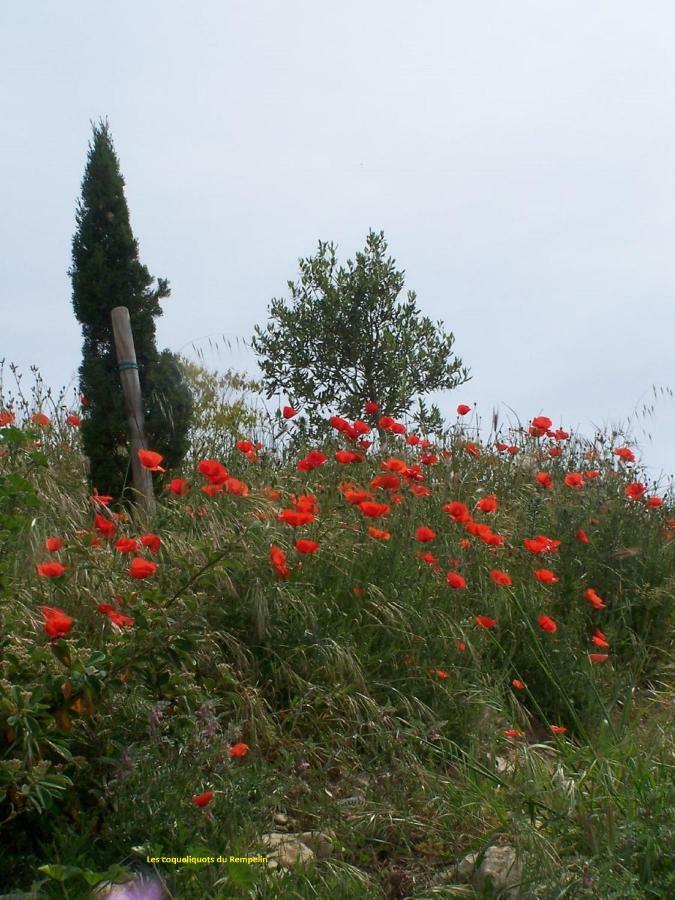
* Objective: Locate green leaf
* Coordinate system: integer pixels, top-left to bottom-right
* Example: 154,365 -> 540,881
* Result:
227,860 -> 258,886
38,863 -> 82,882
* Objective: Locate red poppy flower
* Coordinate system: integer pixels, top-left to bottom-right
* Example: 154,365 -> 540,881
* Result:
235,440 -> 253,455
202,484 -> 222,497
0,410 -> 16,427
554,428 -> 569,440
343,488 -> 372,506
229,742 -> 250,758
224,477 -> 249,496
588,653 -> 609,664
537,614 -> 557,633
297,450 -> 327,471
646,497 -> 663,508
97,604 -> 134,628
456,640 -> 467,651
584,470 -> 600,480
464,442 -> 480,457
282,405 -> 297,419
504,729 -> 524,739
295,539 -> 319,554
140,533 -> 161,554
419,551 -> 438,567
534,472 -> 553,488
446,571 -> 467,589
335,450 -> 362,464
66,414 -> 81,427
91,491 -> 113,507
506,445 -> 520,456
415,526 -> 436,543
575,529 -> 590,545
443,501 -> 470,523
456,404 -> 471,415
584,588 -> 606,610
533,569 -> 558,585
192,791 -> 214,808
368,527 -> 391,540
380,457 -> 407,474
45,537 -> 63,552
564,473 -> 584,488
197,459 -> 229,485
475,615 -> 496,629
370,472 -> 401,491
129,558 -> 157,580
364,400 -> 380,414
31,412 -> 51,427
40,606 -> 73,639
431,669 -> 449,679
352,420 -> 371,437
591,628 -> 609,648
625,482 -> 647,501
490,569 -> 512,587
359,501 -> 390,518
278,509 -> 315,527
524,536 -> 559,554
329,415 -> 348,431
36,561 -> 66,578
167,478 -> 190,495
476,494 -> 499,513
512,679 -> 526,690
292,494 -> 317,513
532,416 -> 553,430
114,537 -> 139,554
613,447 -> 635,462
549,725 -> 567,735
269,545 -> 290,578
94,513 -> 116,538
137,449 -> 165,472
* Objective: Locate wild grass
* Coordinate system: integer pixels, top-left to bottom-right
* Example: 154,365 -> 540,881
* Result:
0,366 -> 673,898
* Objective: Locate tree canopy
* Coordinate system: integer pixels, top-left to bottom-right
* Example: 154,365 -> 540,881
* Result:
251,230 -> 470,430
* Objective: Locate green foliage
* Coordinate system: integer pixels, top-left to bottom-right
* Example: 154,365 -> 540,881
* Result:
70,120 -> 192,501
0,427 -> 41,596
178,358 -> 262,462
251,230 -> 470,427
0,376 -> 672,896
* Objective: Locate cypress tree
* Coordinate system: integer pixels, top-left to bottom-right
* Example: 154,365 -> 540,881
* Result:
70,120 -> 192,500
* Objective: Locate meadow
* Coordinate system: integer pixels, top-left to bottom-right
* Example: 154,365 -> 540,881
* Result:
0,370 -> 673,898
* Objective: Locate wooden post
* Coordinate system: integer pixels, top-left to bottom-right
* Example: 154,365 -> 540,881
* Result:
110,306 -> 156,517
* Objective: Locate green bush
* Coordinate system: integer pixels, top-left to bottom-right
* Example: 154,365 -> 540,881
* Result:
0,386 -> 672,897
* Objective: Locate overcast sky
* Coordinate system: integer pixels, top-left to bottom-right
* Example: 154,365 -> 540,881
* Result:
2,1 -> 673,484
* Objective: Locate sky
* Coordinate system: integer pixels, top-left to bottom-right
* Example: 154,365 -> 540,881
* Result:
2,1 -> 674,485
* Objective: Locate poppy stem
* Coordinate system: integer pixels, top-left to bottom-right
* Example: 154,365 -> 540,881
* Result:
162,543 -> 238,610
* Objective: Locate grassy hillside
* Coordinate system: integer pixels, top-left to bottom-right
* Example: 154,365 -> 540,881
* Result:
0,387 -> 673,898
